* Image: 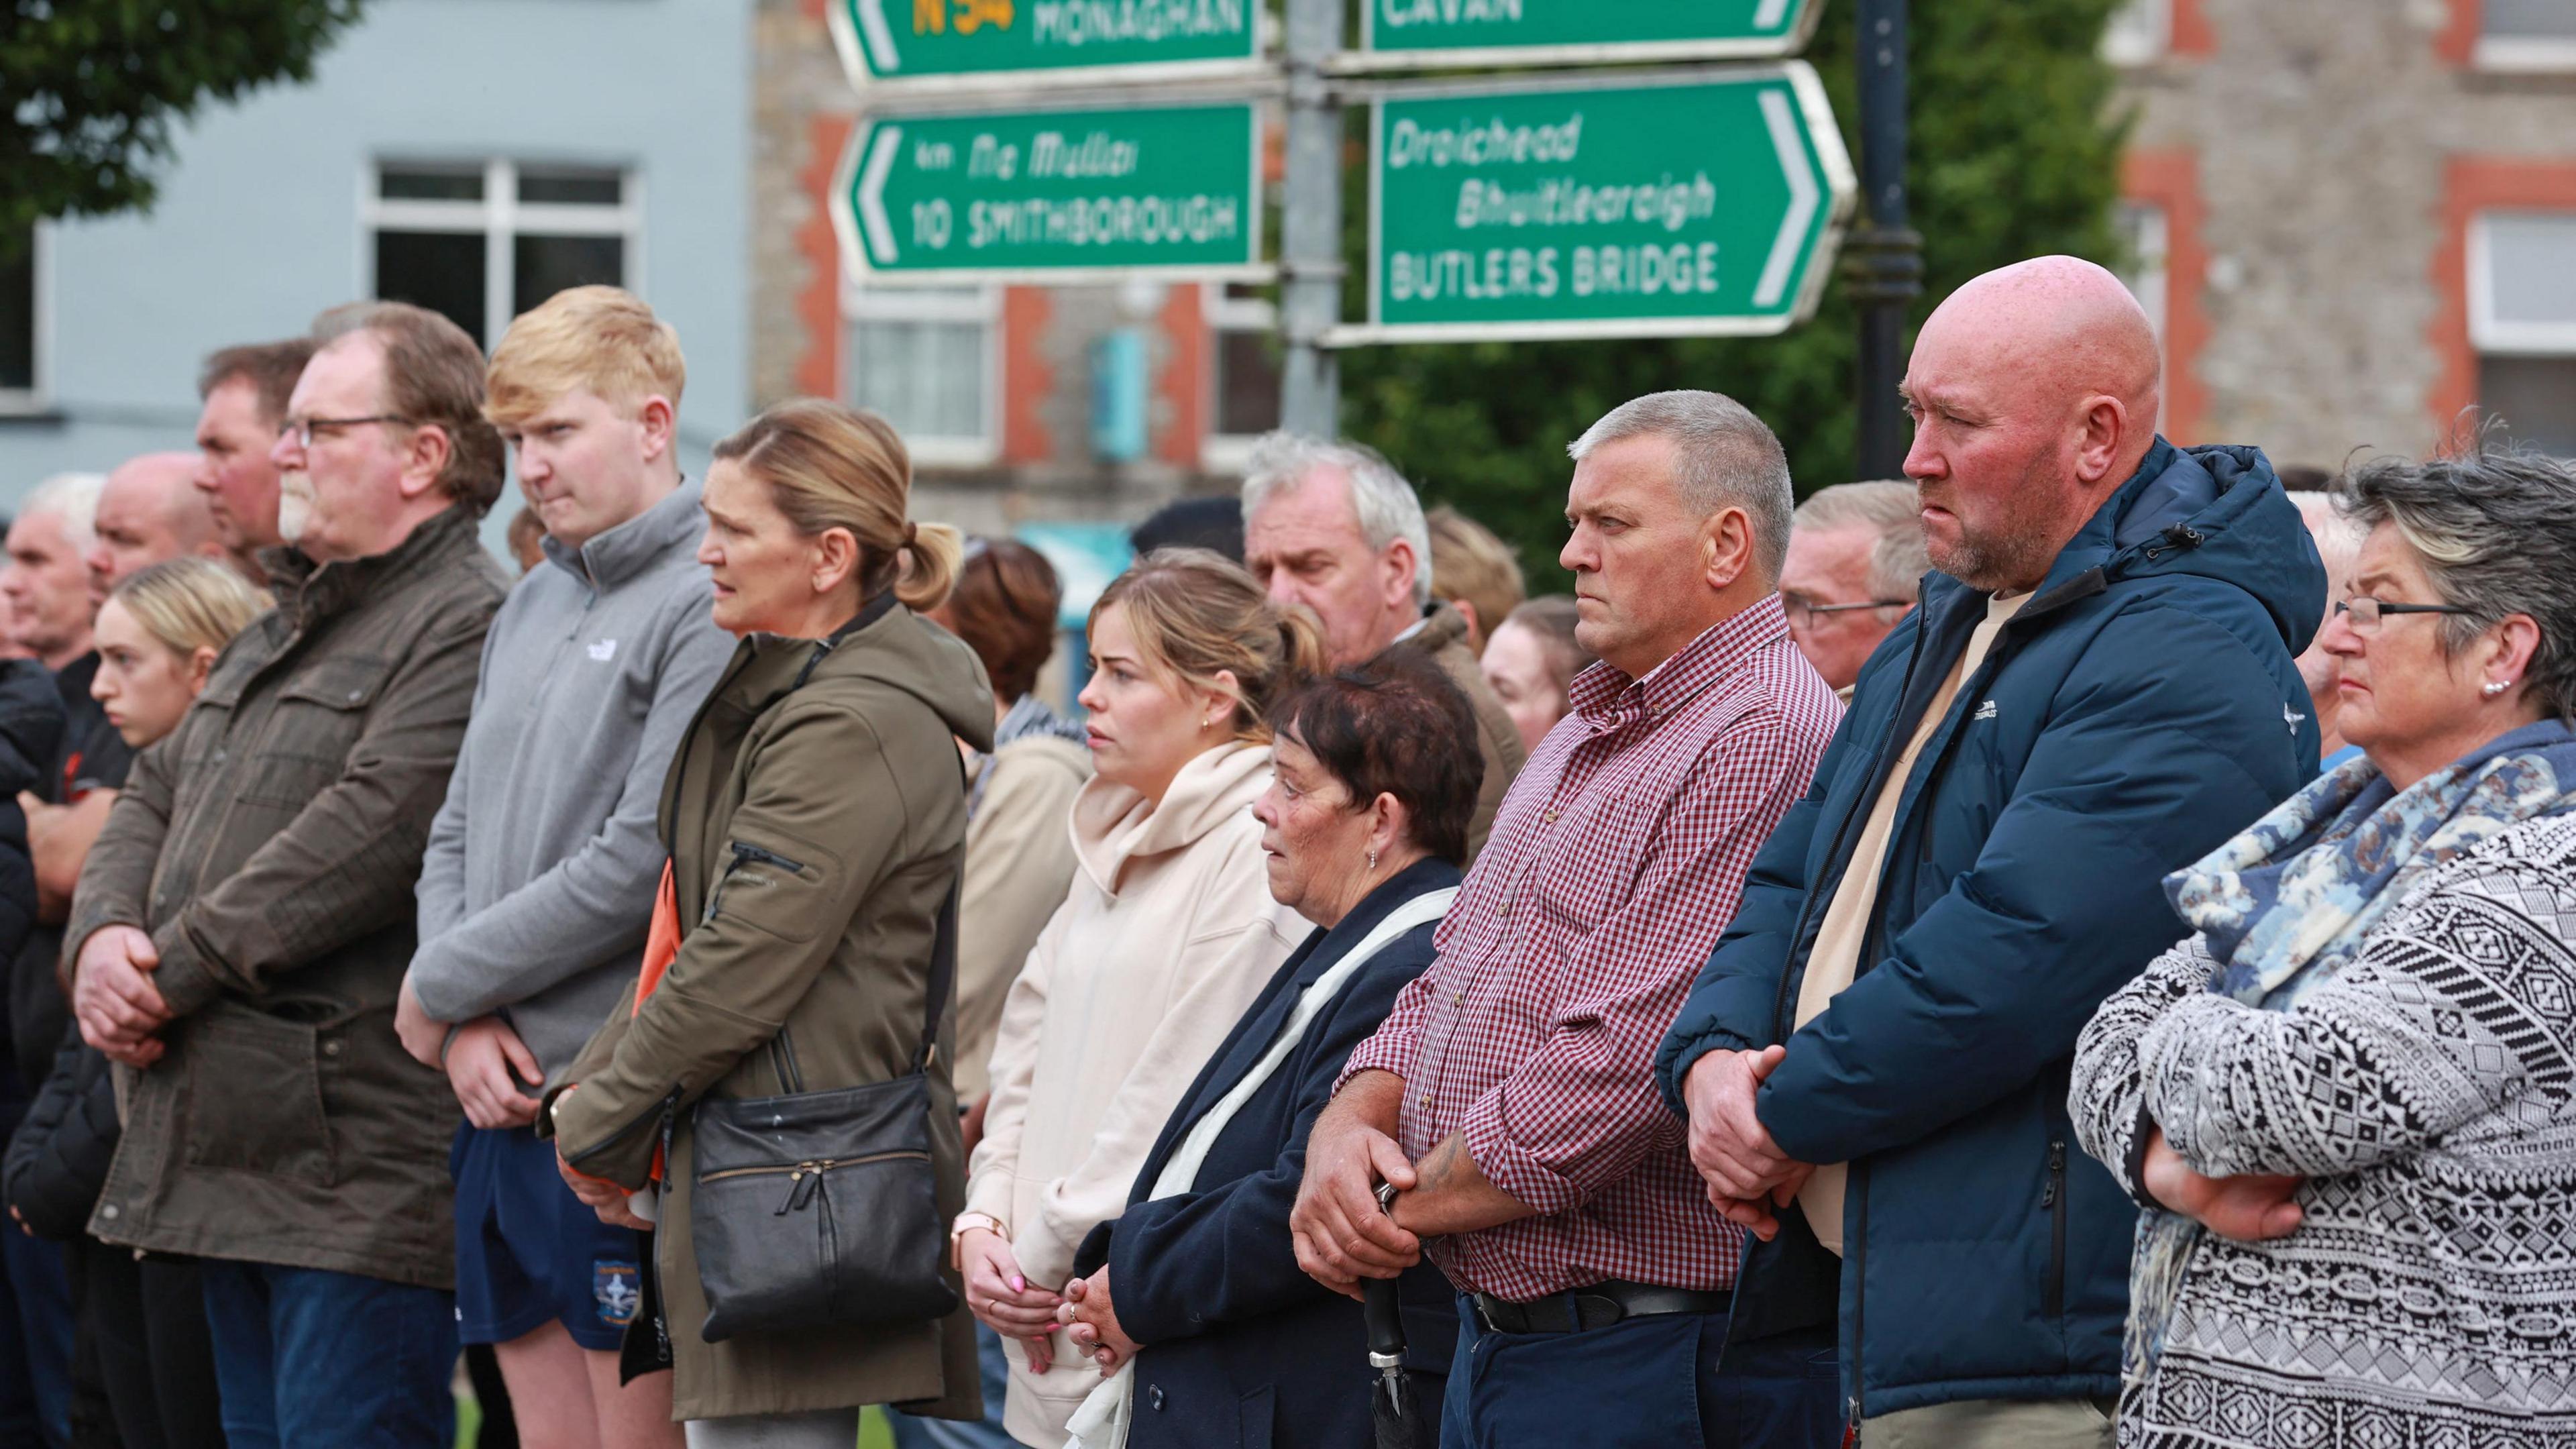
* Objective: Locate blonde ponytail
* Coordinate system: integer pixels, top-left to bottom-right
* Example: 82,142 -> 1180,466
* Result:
896,519 -> 963,612
1093,547 -> 1323,743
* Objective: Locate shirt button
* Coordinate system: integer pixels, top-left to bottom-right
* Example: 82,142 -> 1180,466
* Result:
322,1041 -> 343,1058
99,1204 -> 119,1221
1544,809 -> 1559,823
1418,1095 -> 1430,1109
346,690 -> 363,703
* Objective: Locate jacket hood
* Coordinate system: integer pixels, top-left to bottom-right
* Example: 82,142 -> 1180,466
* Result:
1071,739 -> 1271,897
1933,437 -> 2326,657
801,600 -> 998,753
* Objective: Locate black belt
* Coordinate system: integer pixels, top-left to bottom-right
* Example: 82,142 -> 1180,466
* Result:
1472,1280 -> 1732,1335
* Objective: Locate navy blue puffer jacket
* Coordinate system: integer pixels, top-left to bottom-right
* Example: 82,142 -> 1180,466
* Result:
1656,440 -> 2323,1422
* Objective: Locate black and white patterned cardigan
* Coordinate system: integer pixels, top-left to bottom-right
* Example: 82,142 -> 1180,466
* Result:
2070,811 -> 2576,1449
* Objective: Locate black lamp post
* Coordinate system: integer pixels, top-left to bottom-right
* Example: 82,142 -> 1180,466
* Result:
1848,0 -> 1923,481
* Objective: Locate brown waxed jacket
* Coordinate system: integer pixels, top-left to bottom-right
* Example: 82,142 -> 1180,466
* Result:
548,598 -> 994,1421
67,506 -> 508,1285
1399,601 -> 1525,861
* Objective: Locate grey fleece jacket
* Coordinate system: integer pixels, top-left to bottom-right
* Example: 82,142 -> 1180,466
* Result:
409,479 -> 734,1077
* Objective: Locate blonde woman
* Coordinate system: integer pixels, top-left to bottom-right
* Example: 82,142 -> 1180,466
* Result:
90,559 -> 267,747
5,557 -> 264,1449
958,549 -> 1320,1447
547,400 -> 988,1446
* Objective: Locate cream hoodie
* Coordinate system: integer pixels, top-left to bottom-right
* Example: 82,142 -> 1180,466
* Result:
965,739 -> 1303,1447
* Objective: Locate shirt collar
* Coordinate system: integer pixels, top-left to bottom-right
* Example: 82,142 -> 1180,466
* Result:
1567,593 -> 1790,726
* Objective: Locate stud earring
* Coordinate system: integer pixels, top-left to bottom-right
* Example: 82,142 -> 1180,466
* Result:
2484,680 -> 2510,698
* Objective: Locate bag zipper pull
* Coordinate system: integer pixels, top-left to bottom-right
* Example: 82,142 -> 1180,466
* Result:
775,1166 -> 808,1216
788,1162 -> 826,1214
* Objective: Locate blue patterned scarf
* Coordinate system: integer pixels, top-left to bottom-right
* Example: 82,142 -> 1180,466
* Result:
2123,718 -> 2576,1381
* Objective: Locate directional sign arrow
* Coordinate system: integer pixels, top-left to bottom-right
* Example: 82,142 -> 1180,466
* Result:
1348,64 -> 1855,345
831,101 -> 1270,286
830,0 -> 1263,93
1346,0 -> 1823,72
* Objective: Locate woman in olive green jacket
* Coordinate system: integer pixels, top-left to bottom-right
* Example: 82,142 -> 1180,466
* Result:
547,400 -> 990,1443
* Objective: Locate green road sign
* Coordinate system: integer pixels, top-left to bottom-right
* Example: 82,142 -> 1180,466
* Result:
1348,0 -> 1821,71
833,101 -> 1268,284
830,0 -> 1263,91
1350,65 -> 1853,344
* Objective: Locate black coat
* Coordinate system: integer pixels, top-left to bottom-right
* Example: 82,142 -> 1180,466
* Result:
0,658 -> 66,1120
1075,859 -> 1461,1449
3,1028 -> 115,1240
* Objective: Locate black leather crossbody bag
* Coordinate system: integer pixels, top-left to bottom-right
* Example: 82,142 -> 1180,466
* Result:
688,882 -> 961,1342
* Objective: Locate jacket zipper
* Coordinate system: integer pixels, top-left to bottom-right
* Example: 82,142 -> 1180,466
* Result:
2043,1138 -> 2069,1319
698,1150 -> 932,1214
704,842 -> 809,924
1848,1164 -> 1870,1433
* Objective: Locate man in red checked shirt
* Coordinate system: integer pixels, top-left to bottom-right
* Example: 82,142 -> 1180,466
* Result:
1291,390 -> 1844,1449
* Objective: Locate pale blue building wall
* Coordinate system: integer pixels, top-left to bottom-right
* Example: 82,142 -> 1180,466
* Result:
0,0 -> 753,547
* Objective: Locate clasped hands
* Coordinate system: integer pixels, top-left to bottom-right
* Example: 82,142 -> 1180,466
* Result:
1681,1045 -> 1812,1240
1682,1045 -> 2306,1247
72,925 -> 169,1069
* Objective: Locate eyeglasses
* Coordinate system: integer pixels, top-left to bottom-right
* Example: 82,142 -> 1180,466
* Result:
2332,596 -> 2479,634
1784,596 -> 1909,627
277,415 -> 411,449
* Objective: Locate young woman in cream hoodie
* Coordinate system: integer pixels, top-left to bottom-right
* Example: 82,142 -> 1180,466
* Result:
956,549 -> 1322,1447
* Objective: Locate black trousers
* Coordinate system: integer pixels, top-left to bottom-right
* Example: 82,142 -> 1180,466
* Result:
70,1240 -> 223,1449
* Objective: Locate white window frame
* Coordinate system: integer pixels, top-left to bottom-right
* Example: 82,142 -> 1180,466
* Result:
2475,3 -> 2576,72
1,222 -> 51,416
841,281 -> 1001,470
1201,282 -> 1279,476
359,158 -> 645,345
2102,0 -> 2171,67
2469,211 -> 2576,356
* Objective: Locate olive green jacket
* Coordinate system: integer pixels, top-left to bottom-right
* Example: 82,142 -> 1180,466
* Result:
67,506 -> 508,1285
550,599 -> 994,1421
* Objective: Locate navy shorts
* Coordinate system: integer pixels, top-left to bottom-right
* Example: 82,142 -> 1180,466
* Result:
449,1123 -> 646,1352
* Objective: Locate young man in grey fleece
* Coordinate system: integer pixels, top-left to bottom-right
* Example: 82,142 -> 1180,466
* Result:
396,287 -> 733,1449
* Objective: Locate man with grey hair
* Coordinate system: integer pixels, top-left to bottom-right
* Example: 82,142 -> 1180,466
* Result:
1293,390 -> 1843,1446
1782,480 -> 1929,695
1242,432 -> 1523,856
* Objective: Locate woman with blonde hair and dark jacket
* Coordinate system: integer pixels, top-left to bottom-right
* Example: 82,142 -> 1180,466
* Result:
957,549 -> 1322,1446
548,399 -> 990,1446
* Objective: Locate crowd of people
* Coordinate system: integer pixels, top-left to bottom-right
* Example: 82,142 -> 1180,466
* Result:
0,249 -> 2563,1449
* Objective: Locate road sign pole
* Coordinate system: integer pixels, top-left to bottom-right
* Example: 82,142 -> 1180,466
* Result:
1279,0 -> 1343,438
1849,0 -> 1921,480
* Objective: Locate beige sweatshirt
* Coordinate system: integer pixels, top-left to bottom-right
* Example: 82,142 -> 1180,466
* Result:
965,739 -> 1303,1446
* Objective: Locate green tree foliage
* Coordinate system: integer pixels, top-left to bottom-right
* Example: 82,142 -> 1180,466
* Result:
1,0 -> 366,256
1341,0 -> 2131,590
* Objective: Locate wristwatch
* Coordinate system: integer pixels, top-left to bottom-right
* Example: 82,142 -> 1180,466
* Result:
949,1211 -> 1004,1271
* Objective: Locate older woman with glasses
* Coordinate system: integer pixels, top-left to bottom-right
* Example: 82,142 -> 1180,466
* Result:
2071,439 -> 2576,1445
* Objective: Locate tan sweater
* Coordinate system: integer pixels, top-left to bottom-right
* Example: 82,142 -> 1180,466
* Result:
965,739 -> 1303,1446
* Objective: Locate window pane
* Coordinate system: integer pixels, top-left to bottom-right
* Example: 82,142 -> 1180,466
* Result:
1214,329 -> 1281,437
2486,0 -> 2576,39
1,229 -> 32,392
380,166 -> 485,201
519,169 -> 623,206
513,235 -> 625,317
849,318 -> 987,444
2485,213 -> 2576,330
2481,356 -> 2576,458
376,229 -> 487,347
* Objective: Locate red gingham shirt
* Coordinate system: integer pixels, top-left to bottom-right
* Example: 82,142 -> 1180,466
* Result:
1340,595 -> 1839,1299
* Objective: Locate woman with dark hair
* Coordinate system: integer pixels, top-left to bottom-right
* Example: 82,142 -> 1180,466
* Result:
2072,439 -> 2576,1445
1049,647 -> 1482,1449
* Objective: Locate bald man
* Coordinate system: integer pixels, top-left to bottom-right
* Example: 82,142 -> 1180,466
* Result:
1659,257 -> 2325,1447
89,451 -> 223,593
